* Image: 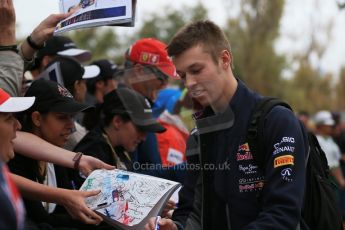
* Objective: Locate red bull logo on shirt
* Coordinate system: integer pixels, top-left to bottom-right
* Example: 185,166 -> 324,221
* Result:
236,143 -> 253,161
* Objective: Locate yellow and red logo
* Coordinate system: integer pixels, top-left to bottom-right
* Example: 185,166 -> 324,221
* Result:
274,155 -> 294,168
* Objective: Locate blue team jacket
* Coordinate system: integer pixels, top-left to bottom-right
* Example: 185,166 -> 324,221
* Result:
172,80 -> 309,230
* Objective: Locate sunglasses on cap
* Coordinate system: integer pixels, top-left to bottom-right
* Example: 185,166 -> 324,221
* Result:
143,65 -> 169,83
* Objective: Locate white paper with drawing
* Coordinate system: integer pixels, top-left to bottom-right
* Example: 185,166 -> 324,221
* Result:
80,169 -> 181,229
54,0 -> 136,34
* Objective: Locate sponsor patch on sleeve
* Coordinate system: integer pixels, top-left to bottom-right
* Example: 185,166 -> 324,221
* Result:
273,155 -> 294,168
281,168 -> 293,182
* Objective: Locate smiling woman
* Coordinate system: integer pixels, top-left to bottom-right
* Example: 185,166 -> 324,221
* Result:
7,79 -> 94,228
0,88 -> 34,230
17,79 -> 91,148
0,88 -> 35,162
73,87 -> 165,172
0,113 -> 22,162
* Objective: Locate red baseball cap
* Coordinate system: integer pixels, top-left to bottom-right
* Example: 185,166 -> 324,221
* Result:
0,88 -> 35,113
126,38 -> 178,79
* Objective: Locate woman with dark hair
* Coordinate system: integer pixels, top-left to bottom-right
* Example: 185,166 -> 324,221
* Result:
0,88 -> 34,230
8,79 -> 93,228
74,87 -> 166,173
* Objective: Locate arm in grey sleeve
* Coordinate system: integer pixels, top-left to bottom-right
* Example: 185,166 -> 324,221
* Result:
0,51 -> 23,96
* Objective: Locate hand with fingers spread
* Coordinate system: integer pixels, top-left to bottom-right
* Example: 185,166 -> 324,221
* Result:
11,173 -> 103,225
144,217 -> 178,230
0,0 -> 16,45
78,155 -> 115,177
59,189 -> 103,225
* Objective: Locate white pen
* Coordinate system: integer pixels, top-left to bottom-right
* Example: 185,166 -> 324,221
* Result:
154,216 -> 161,230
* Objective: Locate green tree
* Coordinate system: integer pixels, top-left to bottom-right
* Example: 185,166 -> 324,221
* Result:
224,0 -> 286,97
335,67 -> 345,110
66,27 -> 121,62
286,62 -> 334,113
284,2 -> 335,113
134,3 -> 208,44
338,0 -> 345,9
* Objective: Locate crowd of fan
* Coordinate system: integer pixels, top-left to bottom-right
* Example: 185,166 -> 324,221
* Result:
2,1 -> 345,230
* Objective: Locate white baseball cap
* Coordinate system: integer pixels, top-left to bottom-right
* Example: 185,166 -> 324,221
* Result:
314,110 -> 335,126
37,36 -> 92,62
0,89 -> 35,113
83,65 -> 100,79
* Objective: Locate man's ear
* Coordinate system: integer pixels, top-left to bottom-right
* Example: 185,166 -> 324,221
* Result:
95,80 -> 104,89
74,79 -> 81,87
31,111 -> 42,127
41,56 -> 53,69
220,50 -> 232,69
133,63 -> 144,77
72,80 -> 80,96
111,115 -> 123,130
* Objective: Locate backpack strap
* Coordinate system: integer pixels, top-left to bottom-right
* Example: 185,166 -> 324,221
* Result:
247,97 -> 292,170
307,132 -> 330,177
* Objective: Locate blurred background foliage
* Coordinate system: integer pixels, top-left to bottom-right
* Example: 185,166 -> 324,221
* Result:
62,0 -> 345,115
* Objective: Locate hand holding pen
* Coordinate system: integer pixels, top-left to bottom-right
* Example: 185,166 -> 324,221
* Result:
154,216 -> 161,230
144,216 -> 178,230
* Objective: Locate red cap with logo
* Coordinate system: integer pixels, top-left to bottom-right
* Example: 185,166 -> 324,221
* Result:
126,38 -> 178,79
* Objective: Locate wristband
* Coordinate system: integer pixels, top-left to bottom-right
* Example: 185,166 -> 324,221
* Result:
73,152 -> 83,170
26,35 -> 45,50
0,45 -> 18,53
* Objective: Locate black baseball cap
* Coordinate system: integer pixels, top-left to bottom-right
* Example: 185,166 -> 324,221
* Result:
37,36 -> 92,62
46,56 -> 100,89
25,79 -> 92,113
87,59 -> 118,89
92,59 -> 118,80
103,88 -> 166,133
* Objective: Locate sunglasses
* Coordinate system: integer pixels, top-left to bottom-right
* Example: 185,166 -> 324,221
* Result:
144,65 -> 168,82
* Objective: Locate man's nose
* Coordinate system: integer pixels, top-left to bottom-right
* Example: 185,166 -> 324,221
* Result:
185,73 -> 196,89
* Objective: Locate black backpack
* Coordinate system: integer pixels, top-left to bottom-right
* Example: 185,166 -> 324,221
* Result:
246,97 -> 343,230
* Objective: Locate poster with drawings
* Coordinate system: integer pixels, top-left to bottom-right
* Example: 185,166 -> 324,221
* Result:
80,169 -> 181,230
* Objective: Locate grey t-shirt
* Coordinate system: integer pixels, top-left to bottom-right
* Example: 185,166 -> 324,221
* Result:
0,51 -> 23,96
